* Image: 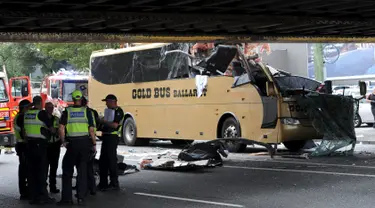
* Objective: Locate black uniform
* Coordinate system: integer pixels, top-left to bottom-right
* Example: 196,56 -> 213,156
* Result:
45,116 -> 61,193
23,108 -> 52,204
86,107 -> 99,195
15,113 -> 28,199
59,106 -> 94,202
368,94 -> 375,128
98,107 -> 124,190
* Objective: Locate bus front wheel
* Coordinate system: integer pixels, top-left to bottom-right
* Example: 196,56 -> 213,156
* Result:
283,140 -> 307,152
220,117 -> 247,153
122,117 -> 149,146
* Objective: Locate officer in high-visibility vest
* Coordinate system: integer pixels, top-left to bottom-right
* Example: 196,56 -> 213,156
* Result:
81,96 -> 99,196
57,90 -> 96,206
97,94 -> 124,191
14,99 -> 32,200
44,102 -> 61,194
24,96 -> 55,205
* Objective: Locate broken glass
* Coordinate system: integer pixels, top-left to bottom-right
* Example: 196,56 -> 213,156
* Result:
296,93 -> 358,156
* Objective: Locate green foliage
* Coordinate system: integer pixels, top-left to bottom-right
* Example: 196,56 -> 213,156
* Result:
36,43 -> 120,70
0,43 -> 51,78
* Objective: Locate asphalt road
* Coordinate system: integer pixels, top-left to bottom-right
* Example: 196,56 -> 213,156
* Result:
1,137 -> 375,208
355,125 -> 375,143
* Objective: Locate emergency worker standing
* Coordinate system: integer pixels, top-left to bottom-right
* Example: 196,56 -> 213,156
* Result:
45,102 -> 61,194
14,99 -> 32,200
81,96 -> 99,196
367,88 -> 375,128
98,94 -> 124,191
24,96 -> 55,205
57,90 -> 96,205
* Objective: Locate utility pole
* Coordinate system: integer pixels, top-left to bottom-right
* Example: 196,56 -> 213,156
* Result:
313,43 -> 325,81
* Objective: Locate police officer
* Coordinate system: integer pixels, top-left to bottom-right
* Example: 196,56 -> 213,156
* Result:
24,96 -> 55,205
81,96 -> 99,196
97,94 -> 124,191
14,99 -> 32,200
57,90 -> 96,205
44,102 -> 61,194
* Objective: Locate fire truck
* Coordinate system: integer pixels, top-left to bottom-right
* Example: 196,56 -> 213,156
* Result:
0,70 -> 32,153
39,69 -> 89,117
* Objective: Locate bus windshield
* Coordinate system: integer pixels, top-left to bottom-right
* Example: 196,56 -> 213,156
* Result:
62,80 -> 88,102
0,78 -> 8,101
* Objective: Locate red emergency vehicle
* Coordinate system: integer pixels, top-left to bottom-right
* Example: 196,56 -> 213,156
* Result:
0,71 -> 32,151
40,69 -> 89,116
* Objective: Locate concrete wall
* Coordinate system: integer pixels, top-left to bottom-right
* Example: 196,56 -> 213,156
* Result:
261,43 -> 308,77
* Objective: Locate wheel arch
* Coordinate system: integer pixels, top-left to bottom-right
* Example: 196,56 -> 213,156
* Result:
216,112 -> 241,138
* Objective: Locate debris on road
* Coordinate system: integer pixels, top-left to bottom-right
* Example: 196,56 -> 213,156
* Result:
140,141 -> 228,171
93,154 -> 139,176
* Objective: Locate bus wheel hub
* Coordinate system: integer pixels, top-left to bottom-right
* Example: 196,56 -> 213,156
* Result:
224,125 -> 237,138
125,125 -> 135,139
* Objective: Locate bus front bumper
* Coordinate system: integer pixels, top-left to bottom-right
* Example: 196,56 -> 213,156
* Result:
280,118 -> 323,142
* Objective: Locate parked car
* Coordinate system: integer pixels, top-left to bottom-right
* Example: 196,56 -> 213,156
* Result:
346,89 -> 374,127
331,86 -> 372,127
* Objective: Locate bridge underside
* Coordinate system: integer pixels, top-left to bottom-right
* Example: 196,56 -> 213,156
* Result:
0,0 -> 374,42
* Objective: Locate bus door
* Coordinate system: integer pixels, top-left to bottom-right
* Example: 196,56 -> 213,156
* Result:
238,50 -> 279,130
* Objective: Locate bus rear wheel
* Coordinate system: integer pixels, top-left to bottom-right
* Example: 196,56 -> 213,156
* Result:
122,117 -> 149,146
221,117 -> 247,153
171,139 -> 194,146
283,140 -> 307,152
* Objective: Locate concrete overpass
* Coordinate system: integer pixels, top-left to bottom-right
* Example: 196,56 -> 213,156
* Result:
0,0 -> 374,42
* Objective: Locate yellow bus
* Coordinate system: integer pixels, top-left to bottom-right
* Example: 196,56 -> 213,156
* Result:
89,43 -> 336,153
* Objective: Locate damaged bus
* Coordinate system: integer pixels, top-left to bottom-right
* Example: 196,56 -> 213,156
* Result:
89,43 -> 365,153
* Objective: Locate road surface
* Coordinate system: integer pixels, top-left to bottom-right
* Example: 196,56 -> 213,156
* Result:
1,131 -> 375,208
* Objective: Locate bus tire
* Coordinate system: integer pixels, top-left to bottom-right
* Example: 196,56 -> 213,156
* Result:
171,139 -> 194,146
283,140 -> 307,152
353,113 -> 362,127
220,117 -> 247,153
122,117 -> 149,146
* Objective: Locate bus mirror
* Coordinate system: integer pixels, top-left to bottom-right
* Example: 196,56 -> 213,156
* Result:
324,80 -> 333,94
266,81 -> 276,97
359,81 -> 367,96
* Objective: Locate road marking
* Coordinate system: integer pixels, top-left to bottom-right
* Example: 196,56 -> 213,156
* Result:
134,192 -> 244,207
357,135 -> 364,138
149,181 -> 159,184
229,158 -> 375,169
225,165 -> 375,178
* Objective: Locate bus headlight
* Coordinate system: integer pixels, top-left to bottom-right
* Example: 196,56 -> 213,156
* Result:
281,118 -> 301,125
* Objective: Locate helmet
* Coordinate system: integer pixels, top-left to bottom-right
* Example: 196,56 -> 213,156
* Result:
71,90 -> 83,101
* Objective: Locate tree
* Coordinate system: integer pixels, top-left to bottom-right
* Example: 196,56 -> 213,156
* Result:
36,43 -> 120,70
0,43 -> 52,78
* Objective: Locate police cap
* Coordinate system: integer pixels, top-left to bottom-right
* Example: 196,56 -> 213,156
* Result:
72,90 -> 83,101
101,94 -> 117,102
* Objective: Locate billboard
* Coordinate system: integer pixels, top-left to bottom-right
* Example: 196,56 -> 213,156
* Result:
308,43 -> 375,79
